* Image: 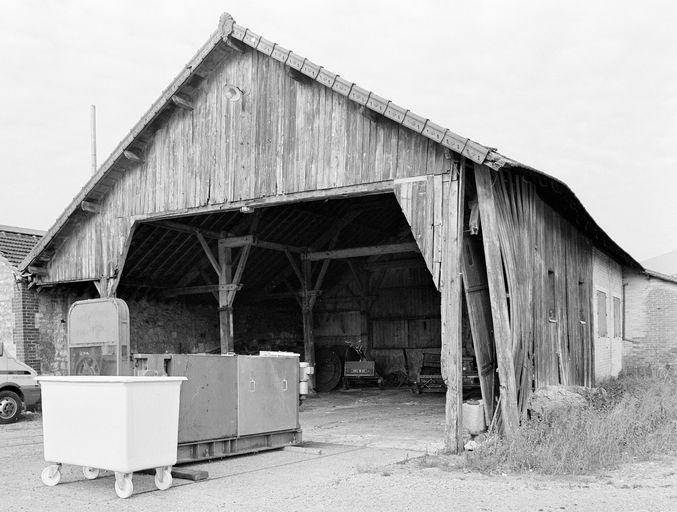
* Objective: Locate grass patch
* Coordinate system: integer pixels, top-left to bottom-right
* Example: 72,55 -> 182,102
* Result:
464,370 -> 677,474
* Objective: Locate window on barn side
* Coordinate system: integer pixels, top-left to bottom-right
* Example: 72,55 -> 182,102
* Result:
613,296 -> 621,338
578,280 -> 586,324
596,290 -> 608,337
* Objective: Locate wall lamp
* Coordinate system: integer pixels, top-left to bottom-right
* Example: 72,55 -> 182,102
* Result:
224,84 -> 243,102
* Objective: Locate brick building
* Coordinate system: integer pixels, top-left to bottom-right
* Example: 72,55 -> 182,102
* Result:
623,268 -> 677,371
0,225 -> 44,368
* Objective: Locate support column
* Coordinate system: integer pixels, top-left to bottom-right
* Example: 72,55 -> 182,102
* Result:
12,279 -> 40,372
218,241 -> 233,353
440,162 -> 465,454
196,229 -> 253,355
301,259 -> 316,391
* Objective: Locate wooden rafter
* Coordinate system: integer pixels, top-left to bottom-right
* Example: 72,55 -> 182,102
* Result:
304,242 -> 419,261
171,95 -> 194,111
153,220 -> 224,240
80,201 -> 102,214
196,231 -> 221,276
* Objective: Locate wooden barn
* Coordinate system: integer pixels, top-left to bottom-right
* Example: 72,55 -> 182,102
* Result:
18,13 -> 641,450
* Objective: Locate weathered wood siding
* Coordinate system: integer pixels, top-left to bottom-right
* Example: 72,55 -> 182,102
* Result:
41,46 -> 448,284
394,173 -> 448,288
477,168 -> 595,416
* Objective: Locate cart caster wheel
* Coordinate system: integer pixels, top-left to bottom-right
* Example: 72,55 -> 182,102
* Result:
154,467 -> 173,491
115,473 -> 134,499
82,466 -> 100,480
41,465 -> 61,486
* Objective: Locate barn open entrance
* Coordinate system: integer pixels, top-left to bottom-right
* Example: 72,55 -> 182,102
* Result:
115,192 -> 482,407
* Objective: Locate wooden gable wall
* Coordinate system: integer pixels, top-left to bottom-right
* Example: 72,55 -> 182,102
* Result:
43,45 -> 450,284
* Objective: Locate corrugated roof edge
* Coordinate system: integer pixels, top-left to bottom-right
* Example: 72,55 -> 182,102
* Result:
20,12 -> 642,274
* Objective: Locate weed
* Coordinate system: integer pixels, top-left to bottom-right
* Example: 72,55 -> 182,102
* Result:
464,371 -> 677,474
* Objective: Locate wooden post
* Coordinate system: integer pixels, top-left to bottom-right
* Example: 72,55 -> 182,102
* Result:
218,240 -> 233,353
474,163 -> 519,437
348,261 -> 372,359
94,277 -> 109,298
462,236 -> 498,426
440,162 -> 465,453
301,258 -> 315,391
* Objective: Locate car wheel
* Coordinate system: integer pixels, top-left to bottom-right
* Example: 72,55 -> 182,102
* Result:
0,390 -> 22,424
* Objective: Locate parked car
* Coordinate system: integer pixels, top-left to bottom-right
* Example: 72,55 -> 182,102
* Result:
0,341 -> 41,423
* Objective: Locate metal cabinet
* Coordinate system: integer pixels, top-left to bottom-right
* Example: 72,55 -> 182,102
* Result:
237,356 -> 299,436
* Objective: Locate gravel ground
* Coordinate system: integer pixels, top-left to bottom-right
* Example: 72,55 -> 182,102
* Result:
2,390 -> 676,511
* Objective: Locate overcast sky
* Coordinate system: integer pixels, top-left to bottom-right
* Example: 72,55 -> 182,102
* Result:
0,0 -> 675,261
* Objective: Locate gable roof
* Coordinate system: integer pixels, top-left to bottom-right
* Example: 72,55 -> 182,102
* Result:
20,12 -> 642,273
0,225 -> 44,268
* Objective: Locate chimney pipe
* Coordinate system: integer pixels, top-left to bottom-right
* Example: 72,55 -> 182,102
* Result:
90,105 -> 97,175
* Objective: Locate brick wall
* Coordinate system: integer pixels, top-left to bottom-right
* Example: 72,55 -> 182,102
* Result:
12,279 -> 41,371
592,248 -> 624,381
0,258 -> 15,355
623,270 -> 677,370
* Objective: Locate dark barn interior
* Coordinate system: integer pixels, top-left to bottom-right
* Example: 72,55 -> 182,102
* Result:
113,193 -> 464,395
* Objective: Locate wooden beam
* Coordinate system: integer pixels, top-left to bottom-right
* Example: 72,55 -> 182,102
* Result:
474,163 -> 519,438
254,239 -> 306,254
161,284 -> 219,298
304,242 -> 419,261
93,276 -> 113,298
123,149 -> 144,163
219,235 -> 255,248
440,161 -> 464,454
110,223 -> 137,297
301,259 -> 315,392
152,220 -> 223,240
462,236 -> 497,426
225,36 -> 247,53
218,215 -> 258,354
359,105 -> 381,123
218,240 -> 233,354
196,231 -> 221,276
311,228 -> 342,307
229,244 -> 252,304
363,258 -> 424,272
287,67 -> 312,84
27,265 -> 48,276
171,95 -> 194,111
80,201 -> 102,214
238,290 -> 326,303
285,250 -> 304,286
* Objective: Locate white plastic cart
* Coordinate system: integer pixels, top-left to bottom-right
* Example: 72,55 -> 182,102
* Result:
36,376 -> 186,498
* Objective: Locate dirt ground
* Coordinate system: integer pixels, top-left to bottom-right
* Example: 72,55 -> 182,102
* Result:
2,388 -> 676,511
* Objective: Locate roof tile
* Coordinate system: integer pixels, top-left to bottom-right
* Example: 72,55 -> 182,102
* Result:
0,228 -> 43,267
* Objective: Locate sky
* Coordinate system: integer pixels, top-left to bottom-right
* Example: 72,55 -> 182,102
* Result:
0,0 -> 675,261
